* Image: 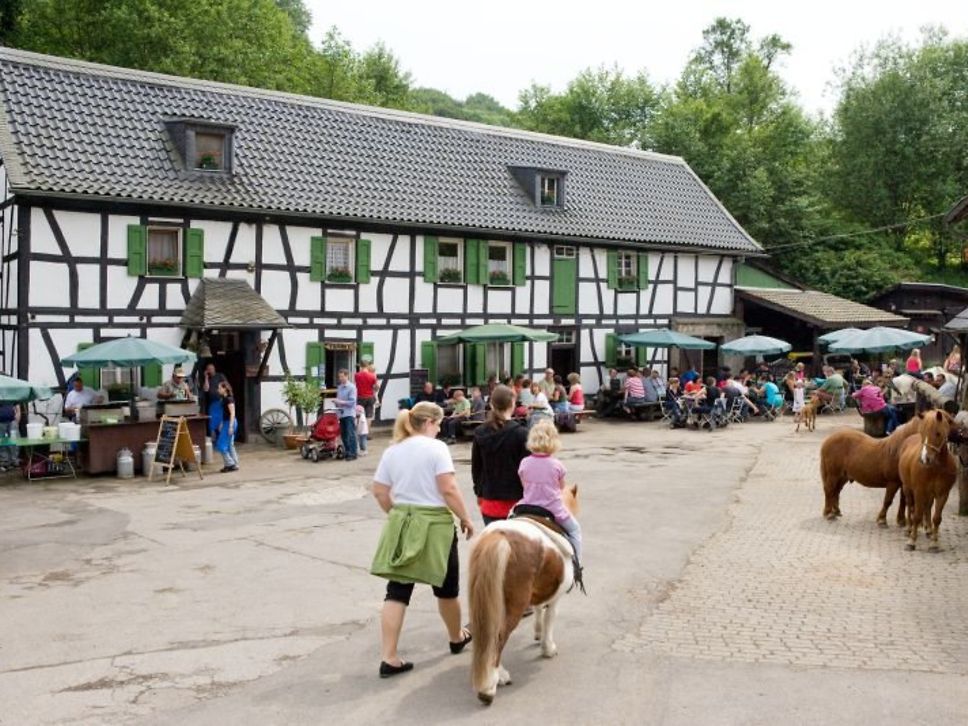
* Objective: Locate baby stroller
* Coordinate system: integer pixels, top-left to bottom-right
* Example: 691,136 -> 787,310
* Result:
300,411 -> 344,462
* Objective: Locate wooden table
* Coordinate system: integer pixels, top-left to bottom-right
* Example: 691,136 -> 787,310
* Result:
0,437 -> 85,480
80,416 -> 208,474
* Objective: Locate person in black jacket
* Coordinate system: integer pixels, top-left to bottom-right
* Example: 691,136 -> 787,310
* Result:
471,385 -> 530,525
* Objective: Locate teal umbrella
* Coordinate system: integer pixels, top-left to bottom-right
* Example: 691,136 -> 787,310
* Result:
61,336 -> 196,415
437,323 -> 558,344
617,329 -> 715,349
61,336 -> 196,367
0,374 -> 53,402
817,328 -> 862,345
721,334 -> 792,356
828,326 -> 932,354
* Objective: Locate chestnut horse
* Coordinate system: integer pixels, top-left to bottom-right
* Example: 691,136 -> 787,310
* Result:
469,485 -> 578,704
898,410 -> 957,551
819,417 -> 924,525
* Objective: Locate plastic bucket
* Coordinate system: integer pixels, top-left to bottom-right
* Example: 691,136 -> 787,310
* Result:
26,422 -> 43,439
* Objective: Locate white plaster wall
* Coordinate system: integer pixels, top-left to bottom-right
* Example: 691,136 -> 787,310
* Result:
616,292 -> 637,316
696,286 -> 712,315
324,287 -> 355,313
388,234 -> 413,272
261,224 -> 286,265
464,285 -> 484,315
53,210 -> 101,257
382,278 -> 411,314
29,208 -> 60,255
678,255 -> 697,286
488,289 -> 512,315
578,283 -> 600,313
261,270 -> 293,310
531,281 -> 550,315
281,328 -> 319,374
532,244 -> 550,277
677,290 -> 697,313
435,287 -> 463,316
28,262 -> 70,307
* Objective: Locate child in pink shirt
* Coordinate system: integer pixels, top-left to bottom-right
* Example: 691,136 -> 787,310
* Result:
517,421 -> 582,559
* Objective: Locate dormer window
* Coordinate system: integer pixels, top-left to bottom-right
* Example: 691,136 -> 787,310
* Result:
165,119 -> 235,174
508,166 -> 566,208
539,175 -> 562,206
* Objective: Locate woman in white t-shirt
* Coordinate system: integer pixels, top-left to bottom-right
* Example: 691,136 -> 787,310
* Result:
371,402 -> 475,678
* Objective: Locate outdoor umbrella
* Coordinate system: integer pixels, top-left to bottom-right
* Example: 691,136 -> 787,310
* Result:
721,334 -> 792,356
436,323 -> 558,344
827,327 -> 932,354
61,336 -> 196,413
617,329 -> 716,349
817,328 -> 862,345
0,374 -> 53,402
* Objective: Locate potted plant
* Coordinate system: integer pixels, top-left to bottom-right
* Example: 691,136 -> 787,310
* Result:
281,374 -> 321,448
440,268 -> 462,283
326,268 -> 353,283
489,270 -> 510,286
198,153 -> 220,170
149,257 -> 179,276
618,275 -> 638,290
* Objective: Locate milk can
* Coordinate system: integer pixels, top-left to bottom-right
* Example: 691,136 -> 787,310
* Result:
191,444 -> 201,470
202,437 -> 214,464
143,442 -> 157,477
116,447 -> 134,479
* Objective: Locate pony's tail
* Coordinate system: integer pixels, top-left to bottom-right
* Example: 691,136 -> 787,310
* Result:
469,532 -> 510,696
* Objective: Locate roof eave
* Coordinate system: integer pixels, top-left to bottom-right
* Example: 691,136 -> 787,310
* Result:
737,289 -> 909,329
11,188 -> 765,256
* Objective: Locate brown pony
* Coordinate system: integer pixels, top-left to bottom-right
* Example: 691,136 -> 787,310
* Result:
469,485 -> 579,704
819,417 -> 924,525
898,410 -> 957,551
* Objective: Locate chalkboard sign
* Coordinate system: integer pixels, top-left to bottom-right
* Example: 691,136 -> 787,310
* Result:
149,416 -> 203,484
410,367 -> 429,397
154,418 -> 179,465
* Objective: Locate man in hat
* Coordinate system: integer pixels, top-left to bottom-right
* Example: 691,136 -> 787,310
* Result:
157,365 -> 195,401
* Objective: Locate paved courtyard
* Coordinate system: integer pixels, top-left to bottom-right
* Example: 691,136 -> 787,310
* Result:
1,412 -> 967,725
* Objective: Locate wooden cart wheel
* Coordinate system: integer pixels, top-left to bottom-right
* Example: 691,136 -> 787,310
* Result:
259,408 -> 292,445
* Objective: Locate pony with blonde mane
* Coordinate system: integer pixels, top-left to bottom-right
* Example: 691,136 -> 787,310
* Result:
819,416 -> 925,525
899,410 -> 958,551
469,485 -> 579,704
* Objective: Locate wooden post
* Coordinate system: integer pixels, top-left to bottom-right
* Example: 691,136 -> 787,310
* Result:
910,379 -> 957,413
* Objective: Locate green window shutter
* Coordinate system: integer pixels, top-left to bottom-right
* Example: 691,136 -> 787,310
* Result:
475,343 -> 487,384
513,243 -> 527,286
356,238 -> 372,284
305,342 -> 324,378
477,242 -> 489,286
637,252 -> 649,290
76,343 -> 102,390
420,341 -> 437,385
464,239 -> 479,285
423,236 -> 439,282
184,228 -> 204,278
605,334 -> 617,369
143,362 -> 162,387
127,224 -> 147,276
511,342 -> 525,376
607,250 -> 618,289
360,341 -> 375,365
310,236 -> 326,282
637,345 -> 649,366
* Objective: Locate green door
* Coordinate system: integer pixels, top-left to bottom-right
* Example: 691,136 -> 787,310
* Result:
552,245 -> 577,314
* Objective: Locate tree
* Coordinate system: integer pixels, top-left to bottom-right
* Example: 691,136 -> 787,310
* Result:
358,42 -> 414,110
516,66 -> 659,147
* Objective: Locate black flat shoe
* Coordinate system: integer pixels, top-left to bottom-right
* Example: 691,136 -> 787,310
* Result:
449,629 -> 472,654
379,660 -> 413,678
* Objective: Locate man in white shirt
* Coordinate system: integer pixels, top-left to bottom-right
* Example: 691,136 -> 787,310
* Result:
64,378 -> 101,421
936,373 -> 958,399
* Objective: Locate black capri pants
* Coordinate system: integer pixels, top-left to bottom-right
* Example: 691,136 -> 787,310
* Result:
385,530 -> 459,605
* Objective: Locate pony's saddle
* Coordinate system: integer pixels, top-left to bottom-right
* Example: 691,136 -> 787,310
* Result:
510,504 -> 585,594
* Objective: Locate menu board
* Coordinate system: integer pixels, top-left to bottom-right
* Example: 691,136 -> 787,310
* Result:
149,416 -> 202,484
410,368 -> 429,397
154,418 -> 179,465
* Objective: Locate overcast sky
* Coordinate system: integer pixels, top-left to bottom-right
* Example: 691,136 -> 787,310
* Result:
305,0 -> 967,116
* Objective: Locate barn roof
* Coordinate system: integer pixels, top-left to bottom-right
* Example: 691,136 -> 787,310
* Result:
0,47 -> 761,254
737,288 -> 908,329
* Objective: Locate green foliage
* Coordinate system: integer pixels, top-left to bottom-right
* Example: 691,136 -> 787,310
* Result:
411,88 -> 515,126
282,373 -> 321,431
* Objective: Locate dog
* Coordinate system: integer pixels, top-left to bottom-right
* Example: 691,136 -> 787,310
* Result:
797,395 -> 819,432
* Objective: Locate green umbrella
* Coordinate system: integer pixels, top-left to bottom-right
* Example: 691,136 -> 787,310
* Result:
61,336 -> 196,367
617,329 -> 715,349
437,324 -> 558,344
0,374 -> 53,402
721,334 -> 792,356
817,328 -> 862,345
828,326 -> 931,354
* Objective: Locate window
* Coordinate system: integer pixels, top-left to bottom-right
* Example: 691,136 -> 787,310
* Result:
147,228 -> 180,277
485,342 -> 510,379
326,236 -> 355,283
194,132 -> 227,170
554,329 -> 576,345
438,238 -> 463,283
554,245 -> 576,259
616,342 -> 636,368
487,242 -> 511,285
100,366 -> 139,399
437,344 -> 462,384
539,175 -> 562,206
617,252 -> 638,289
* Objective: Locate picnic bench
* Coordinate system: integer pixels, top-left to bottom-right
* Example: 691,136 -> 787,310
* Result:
628,401 -> 662,421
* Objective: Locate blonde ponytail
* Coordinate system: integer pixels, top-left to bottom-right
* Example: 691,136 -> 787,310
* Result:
393,401 -> 443,442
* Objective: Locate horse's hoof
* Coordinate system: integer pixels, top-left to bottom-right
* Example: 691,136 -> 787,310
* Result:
477,692 -> 494,705
824,513 -> 836,521
877,520 -> 888,528
929,544 -> 940,553
498,667 -> 512,686
541,645 -> 558,658
905,543 -> 916,551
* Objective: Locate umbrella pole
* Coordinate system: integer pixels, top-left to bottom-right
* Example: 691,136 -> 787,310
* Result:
129,367 -> 136,422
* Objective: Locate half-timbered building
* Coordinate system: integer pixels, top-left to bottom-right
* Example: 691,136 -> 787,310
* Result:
0,48 -> 762,434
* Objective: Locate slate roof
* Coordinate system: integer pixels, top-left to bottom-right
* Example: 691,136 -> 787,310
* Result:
943,306 -> 968,333
0,47 -> 761,253
179,278 -> 289,329
737,288 -> 908,328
